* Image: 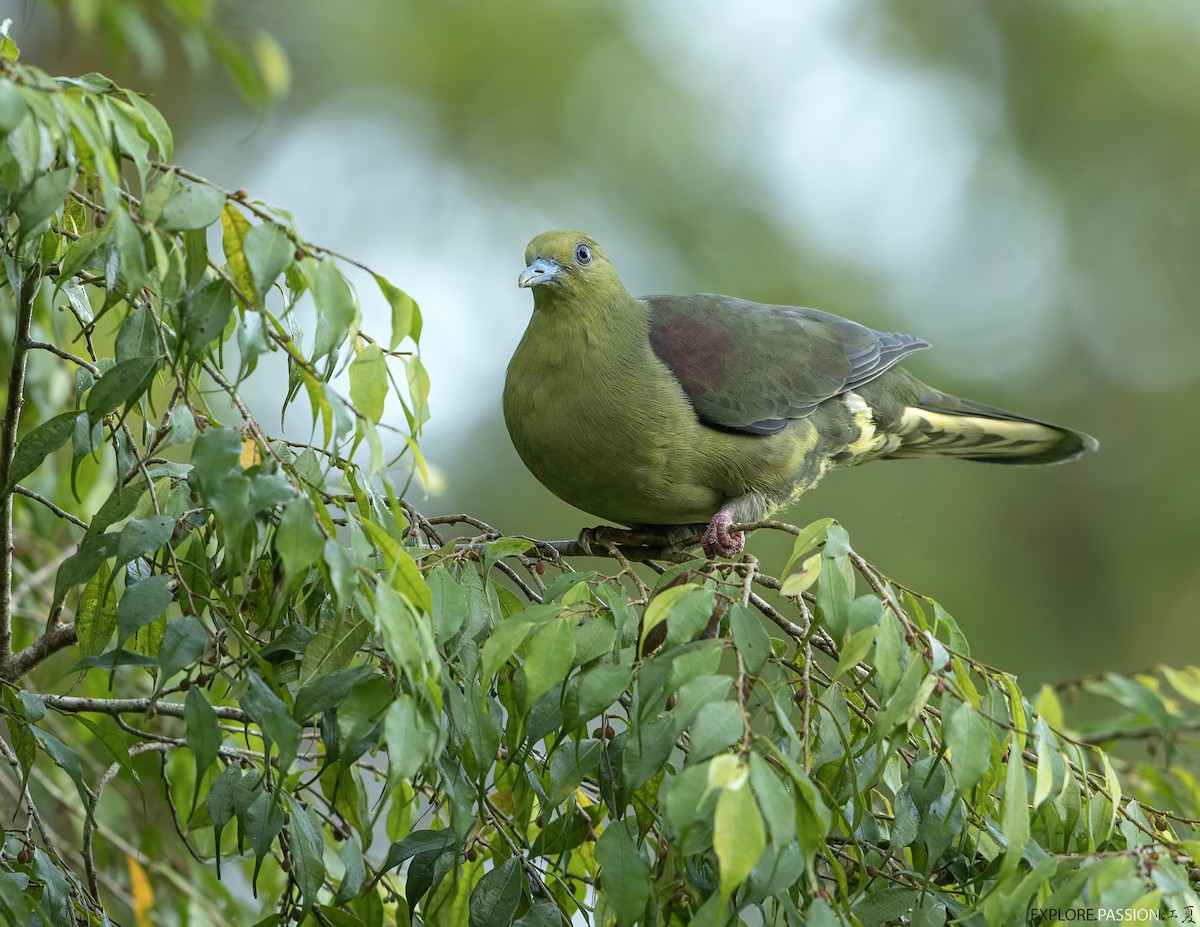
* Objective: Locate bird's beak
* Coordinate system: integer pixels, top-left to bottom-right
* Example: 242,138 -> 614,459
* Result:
518,257 -> 562,289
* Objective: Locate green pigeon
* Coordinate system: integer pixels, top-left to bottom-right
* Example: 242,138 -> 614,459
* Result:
504,230 -> 1097,559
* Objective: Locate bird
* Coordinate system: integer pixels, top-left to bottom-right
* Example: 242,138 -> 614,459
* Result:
503,230 -> 1097,560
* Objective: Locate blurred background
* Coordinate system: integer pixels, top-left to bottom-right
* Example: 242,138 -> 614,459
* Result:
15,0 -> 1199,686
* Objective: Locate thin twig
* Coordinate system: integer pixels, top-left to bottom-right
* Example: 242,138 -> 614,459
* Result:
13,484 -> 90,529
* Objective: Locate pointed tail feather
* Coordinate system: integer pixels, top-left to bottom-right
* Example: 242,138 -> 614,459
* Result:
886,396 -> 1098,466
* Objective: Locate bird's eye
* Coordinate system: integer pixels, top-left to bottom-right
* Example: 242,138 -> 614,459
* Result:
574,243 -> 592,265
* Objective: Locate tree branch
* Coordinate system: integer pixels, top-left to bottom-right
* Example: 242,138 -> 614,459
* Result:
0,271 -> 39,666
0,620 -> 77,682
39,693 -> 247,721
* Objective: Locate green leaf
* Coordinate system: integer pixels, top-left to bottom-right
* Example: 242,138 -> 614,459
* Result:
379,829 -> 457,877
157,617 -> 208,684
158,183 -> 226,232
688,700 -> 743,762
312,258 -> 359,361
31,726 -> 91,812
237,311 -> 272,378
115,515 -> 175,567
596,820 -> 650,926
783,517 -> 835,574
748,753 -> 796,845
54,532 -> 120,602
115,574 -> 173,645
110,208 -> 149,296
0,79 -> 28,132
245,789 -> 284,892
241,673 -> 302,773
780,553 -> 821,597
182,278 -> 235,354
5,411 -> 79,491
728,603 -> 771,675
59,224 -> 112,281
334,839 -> 367,906
275,495 -> 324,580
90,481 -> 152,535
468,857 -> 522,927
126,92 -> 174,160
564,664 -> 631,730
243,221 -> 293,298
375,274 -> 422,349
384,694 -> 438,782
184,687 -> 220,811
832,625 -> 877,681
944,702 -> 994,793
349,342 -> 388,423
1000,734 -> 1031,875
76,561 -> 117,655
285,796 -> 326,917
299,613 -> 369,684
15,167 -> 73,233
293,666 -> 377,721
640,583 -> 696,652
390,548 -> 432,613
86,356 -> 159,422
513,904 -> 561,927
522,619 -> 577,710
116,304 -> 159,362
714,776 -> 766,899
482,617 -> 534,683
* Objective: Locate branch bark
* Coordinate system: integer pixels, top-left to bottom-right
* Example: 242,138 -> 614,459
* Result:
1,620 -> 78,681
0,271 -> 39,667
39,693 -> 247,721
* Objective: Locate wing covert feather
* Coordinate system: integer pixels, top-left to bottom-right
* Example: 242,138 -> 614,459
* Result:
645,294 -> 928,434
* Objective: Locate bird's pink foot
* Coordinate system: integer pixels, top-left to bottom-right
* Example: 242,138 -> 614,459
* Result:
701,510 -> 744,559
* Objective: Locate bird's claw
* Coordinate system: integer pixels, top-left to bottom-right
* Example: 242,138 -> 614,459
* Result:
701,510 -> 745,560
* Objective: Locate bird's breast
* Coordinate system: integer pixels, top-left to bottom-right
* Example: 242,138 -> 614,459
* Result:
503,320 -> 722,525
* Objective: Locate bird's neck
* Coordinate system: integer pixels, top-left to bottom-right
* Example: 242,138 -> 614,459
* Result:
530,288 -> 650,357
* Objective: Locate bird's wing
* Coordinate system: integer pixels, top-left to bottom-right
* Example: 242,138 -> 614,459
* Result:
645,294 -> 929,435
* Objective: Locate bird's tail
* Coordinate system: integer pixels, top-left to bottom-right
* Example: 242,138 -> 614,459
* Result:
884,391 -> 1098,466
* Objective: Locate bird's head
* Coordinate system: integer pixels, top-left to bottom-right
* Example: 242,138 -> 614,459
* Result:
518,230 -> 625,308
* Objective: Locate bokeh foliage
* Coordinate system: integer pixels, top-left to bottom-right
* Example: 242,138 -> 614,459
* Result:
3,12 -> 1200,927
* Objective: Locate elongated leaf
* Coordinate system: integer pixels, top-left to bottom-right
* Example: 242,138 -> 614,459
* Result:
243,221 -> 292,298
157,618 -> 208,689
245,790 -> 284,893
469,858 -> 522,927
76,561 -> 117,655
714,777 -> 765,899
375,274 -> 422,349
159,183 -> 225,232
240,673 -> 302,773
522,619 -> 576,711
595,820 -> 650,926
184,686 -> 220,812
349,342 -> 388,423
312,258 -> 359,361
5,411 -> 79,490
86,356 -> 159,422
116,574 -> 173,645
384,694 -> 437,781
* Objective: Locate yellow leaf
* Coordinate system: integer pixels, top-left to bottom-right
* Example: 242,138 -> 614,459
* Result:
126,855 -> 154,927
220,203 -> 255,302
238,438 -> 261,468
